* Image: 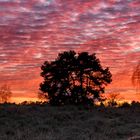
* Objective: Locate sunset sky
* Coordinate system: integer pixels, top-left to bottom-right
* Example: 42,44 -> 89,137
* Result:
0,0 -> 140,103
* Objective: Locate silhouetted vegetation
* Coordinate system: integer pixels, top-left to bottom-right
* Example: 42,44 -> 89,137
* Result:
0,84 -> 12,103
107,93 -> 123,107
37,91 -> 48,102
132,61 -> 140,92
40,50 -> 112,105
119,102 -> 131,108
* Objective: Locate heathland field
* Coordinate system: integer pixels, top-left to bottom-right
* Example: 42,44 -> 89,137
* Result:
0,103 -> 140,140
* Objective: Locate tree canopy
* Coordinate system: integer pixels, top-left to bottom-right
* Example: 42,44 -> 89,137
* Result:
40,50 -> 112,105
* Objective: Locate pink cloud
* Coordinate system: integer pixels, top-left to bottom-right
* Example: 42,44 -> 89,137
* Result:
0,0 -> 140,102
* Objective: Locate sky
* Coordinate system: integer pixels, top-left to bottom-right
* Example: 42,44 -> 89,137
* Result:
0,0 -> 140,103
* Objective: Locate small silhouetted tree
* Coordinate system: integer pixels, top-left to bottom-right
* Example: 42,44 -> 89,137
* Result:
40,50 -> 112,105
0,84 -> 12,103
132,61 -> 140,92
107,93 -> 120,107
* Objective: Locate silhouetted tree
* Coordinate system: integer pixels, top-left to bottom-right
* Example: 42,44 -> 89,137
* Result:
107,93 -> 121,107
40,50 -> 112,105
119,102 -> 130,108
0,84 -> 12,103
132,61 -> 140,92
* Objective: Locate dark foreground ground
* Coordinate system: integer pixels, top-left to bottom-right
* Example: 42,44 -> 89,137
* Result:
0,103 -> 140,140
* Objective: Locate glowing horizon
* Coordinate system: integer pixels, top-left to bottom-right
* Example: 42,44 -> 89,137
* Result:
0,0 -> 140,103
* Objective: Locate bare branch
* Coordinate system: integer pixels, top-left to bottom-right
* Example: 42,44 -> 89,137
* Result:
0,84 -> 12,103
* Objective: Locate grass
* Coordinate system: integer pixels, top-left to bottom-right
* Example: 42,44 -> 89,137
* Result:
0,103 -> 140,140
